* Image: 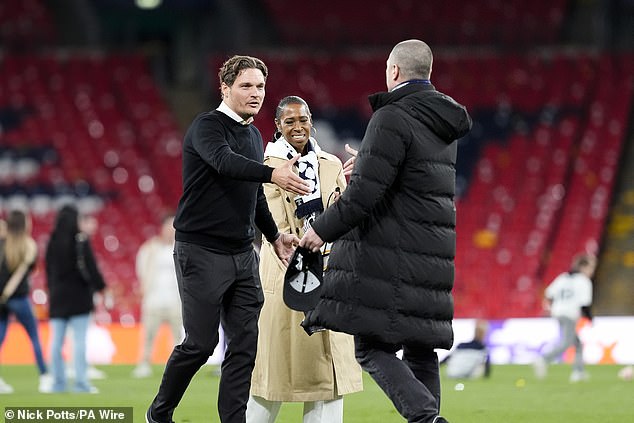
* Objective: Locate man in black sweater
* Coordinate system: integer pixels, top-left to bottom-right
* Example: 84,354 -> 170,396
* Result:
147,55 -> 309,423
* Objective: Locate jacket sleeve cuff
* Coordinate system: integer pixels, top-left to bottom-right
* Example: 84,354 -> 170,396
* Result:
265,231 -> 280,244
312,219 -> 338,243
264,165 -> 274,182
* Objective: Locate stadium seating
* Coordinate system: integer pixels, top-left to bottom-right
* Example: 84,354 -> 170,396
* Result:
212,51 -> 634,319
261,0 -> 567,47
0,53 -> 182,323
453,53 -> 634,318
0,0 -> 55,49
3,0 -> 633,322
3,48 -> 632,322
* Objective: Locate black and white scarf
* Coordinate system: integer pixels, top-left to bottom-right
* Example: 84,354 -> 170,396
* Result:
264,136 -> 323,232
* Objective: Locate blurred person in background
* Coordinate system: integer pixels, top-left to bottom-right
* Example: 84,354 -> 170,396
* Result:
65,213 -> 108,382
300,39 -> 472,423
246,96 -> 363,423
146,55 -> 310,423
534,253 -> 596,383
442,319 -> 490,379
45,204 -> 107,393
132,213 -> 182,379
0,210 -> 51,394
0,218 -> 11,394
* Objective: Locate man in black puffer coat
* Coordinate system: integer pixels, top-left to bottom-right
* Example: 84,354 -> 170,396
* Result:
300,39 -> 472,423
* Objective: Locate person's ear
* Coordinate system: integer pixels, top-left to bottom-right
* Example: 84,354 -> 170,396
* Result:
391,64 -> 400,81
220,82 -> 229,99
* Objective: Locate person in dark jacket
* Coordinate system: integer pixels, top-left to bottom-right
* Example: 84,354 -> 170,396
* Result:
146,55 -> 310,423
300,39 -> 472,423
442,319 -> 490,379
45,204 -> 106,393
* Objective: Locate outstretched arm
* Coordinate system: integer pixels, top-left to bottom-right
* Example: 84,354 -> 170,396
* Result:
309,110 -> 409,243
193,118 -> 309,195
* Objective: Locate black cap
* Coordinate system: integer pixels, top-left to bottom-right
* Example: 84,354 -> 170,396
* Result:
283,246 -> 324,312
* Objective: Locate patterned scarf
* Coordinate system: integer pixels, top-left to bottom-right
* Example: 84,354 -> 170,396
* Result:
264,136 -> 323,231
265,137 -> 336,270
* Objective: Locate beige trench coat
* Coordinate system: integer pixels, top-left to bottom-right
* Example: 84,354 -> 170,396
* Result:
250,150 -> 363,402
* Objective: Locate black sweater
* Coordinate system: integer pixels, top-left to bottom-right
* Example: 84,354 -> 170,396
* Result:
174,110 -> 279,253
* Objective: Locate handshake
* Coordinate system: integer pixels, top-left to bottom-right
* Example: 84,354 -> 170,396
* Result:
273,227 -> 325,268
271,143 -> 357,265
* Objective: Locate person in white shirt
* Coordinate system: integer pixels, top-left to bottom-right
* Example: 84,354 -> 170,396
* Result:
132,214 -> 183,378
444,319 -> 490,379
534,254 -> 595,382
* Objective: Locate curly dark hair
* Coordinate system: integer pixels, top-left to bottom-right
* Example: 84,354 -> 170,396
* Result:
218,55 -> 268,88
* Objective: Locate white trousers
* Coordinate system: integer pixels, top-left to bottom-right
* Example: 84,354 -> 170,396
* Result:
246,394 -> 344,423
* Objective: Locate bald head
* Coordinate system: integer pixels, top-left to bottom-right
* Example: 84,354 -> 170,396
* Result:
386,39 -> 433,90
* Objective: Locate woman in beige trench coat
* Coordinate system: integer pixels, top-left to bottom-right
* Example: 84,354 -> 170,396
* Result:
247,96 -> 363,423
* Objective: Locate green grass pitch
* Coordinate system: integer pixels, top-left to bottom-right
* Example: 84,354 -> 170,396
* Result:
0,364 -> 632,422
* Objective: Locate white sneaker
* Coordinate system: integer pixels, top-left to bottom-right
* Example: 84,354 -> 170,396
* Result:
132,363 -> 152,379
39,373 -> 53,393
67,366 -> 106,380
0,377 -> 14,394
74,385 -> 99,394
533,356 -> 548,379
570,370 -> 590,383
88,366 -> 107,380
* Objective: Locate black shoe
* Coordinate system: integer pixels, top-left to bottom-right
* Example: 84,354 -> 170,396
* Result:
145,407 -> 174,423
434,417 -> 450,423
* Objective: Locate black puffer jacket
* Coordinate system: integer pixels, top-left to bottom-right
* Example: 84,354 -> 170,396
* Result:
309,82 -> 472,349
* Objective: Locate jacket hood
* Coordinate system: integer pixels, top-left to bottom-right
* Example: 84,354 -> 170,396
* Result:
369,83 -> 472,143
